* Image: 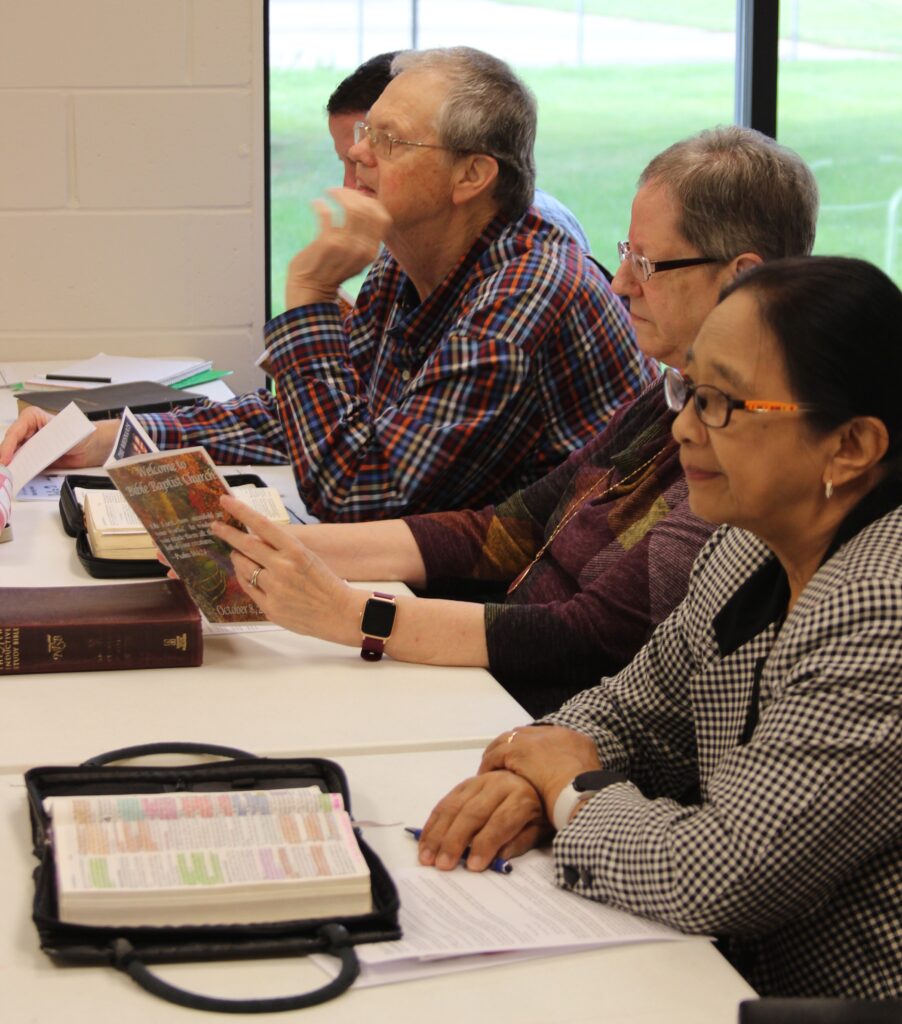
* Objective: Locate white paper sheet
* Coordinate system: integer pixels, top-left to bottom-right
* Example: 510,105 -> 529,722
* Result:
365,849 -> 685,964
15,475 -> 66,500
313,847 -> 695,988
7,404 -> 95,496
327,946 -> 580,988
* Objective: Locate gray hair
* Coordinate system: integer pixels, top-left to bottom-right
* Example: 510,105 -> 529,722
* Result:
639,126 -> 819,261
392,47 -> 536,220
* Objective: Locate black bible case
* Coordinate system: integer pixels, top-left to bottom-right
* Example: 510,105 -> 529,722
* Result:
25,742 -> 401,1014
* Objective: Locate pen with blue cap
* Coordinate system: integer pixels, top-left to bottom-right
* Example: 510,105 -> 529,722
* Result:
404,826 -> 513,874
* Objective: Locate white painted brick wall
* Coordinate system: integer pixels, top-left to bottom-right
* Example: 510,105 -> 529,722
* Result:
0,0 -> 266,393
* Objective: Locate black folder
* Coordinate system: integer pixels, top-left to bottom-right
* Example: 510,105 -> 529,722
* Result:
17,380 -> 204,420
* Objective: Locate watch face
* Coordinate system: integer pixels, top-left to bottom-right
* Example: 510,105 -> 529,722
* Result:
361,598 -> 396,638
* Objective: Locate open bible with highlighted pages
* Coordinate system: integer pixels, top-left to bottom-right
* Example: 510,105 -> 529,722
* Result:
44,786 -> 372,927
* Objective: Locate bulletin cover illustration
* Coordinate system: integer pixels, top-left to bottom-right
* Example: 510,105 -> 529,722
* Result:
106,448 -> 266,623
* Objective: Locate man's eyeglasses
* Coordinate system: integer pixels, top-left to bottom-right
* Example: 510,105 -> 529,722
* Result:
353,121 -> 451,158
617,240 -> 720,283
663,367 -> 816,429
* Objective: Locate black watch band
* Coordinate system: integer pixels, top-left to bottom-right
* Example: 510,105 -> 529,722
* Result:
551,769 -> 627,831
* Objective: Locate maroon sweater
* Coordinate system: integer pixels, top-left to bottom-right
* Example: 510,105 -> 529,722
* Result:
403,379 -> 714,716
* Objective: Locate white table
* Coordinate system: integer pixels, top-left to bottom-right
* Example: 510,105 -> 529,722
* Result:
1,365 -> 530,772
0,469 -> 531,772
0,748 -> 756,1023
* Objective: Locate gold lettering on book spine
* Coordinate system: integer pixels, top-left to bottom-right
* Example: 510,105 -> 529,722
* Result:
1,627 -> 21,671
164,633 -> 188,651
46,634 -> 66,661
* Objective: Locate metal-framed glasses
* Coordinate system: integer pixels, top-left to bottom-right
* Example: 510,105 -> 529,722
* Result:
663,367 -> 816,429
617,240 -> 720,283
353,121 -> 451,158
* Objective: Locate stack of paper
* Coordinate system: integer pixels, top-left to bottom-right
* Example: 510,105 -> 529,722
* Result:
25,354 -> 213,390
314,848 -> 694,988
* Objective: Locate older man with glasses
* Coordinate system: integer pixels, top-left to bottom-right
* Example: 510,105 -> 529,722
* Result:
326,50 -> 592,252
1,47 -> 648,523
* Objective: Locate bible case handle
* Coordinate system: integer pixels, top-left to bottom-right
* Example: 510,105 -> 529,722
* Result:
112,925 -> 359,1013
82,741 -> 256,766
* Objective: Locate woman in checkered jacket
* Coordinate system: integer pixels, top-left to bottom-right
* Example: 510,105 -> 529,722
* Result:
416,256 -> 902,999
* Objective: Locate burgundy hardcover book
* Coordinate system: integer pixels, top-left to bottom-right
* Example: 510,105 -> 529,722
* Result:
0,580 -> 203,675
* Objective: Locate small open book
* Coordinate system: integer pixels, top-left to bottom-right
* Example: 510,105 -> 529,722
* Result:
83,483 -> 289,561
45,786 -> 372,927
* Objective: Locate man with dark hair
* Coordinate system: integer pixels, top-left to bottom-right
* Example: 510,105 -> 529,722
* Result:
326,50 -> 592,251
2,47 -> 647,523
326,51 -> 399,189
327,51 -> 396,114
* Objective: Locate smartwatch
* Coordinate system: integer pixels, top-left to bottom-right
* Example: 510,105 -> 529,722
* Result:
551,769 -> 625,832
360,591 -> 397,662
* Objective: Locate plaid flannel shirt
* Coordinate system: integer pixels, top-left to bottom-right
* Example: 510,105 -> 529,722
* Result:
544,496 -> 902,998
140,212 -> 651,522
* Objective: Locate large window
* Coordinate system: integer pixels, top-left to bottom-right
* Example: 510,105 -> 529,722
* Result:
267,1 -> 902,316
268,0 -> 735,312
775,4 -> 902,283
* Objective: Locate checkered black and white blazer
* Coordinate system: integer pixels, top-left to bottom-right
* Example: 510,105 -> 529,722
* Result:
544,502 -> 902,998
